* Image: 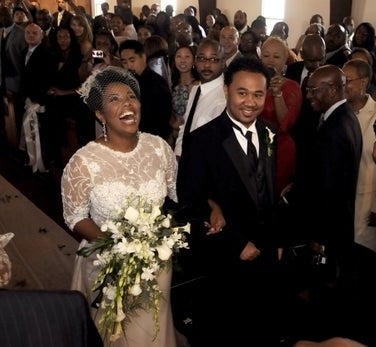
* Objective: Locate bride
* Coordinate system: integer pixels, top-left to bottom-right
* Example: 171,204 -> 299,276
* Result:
61,66 -> 177,347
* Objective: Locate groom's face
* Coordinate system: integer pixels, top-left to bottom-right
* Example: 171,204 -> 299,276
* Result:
224,70 -> 267,127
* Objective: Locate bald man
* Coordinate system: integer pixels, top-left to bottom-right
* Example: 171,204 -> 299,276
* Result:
324,24 -> 351,67
286,34 -> 326,179
283,64 -> 363,342
219,25 -> 242,67
22,23 -> 56,169
286,34 -> 326,85
298,64 -> 362,283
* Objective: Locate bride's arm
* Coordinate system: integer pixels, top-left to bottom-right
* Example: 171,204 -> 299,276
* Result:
61,154 -> 100,241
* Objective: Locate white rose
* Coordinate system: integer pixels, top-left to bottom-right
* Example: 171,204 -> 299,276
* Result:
149,205 -> 161,223
161,216 -> 170,228
156,243 -> 173,261
124,206 -> 139,223
128,283 -> 142,296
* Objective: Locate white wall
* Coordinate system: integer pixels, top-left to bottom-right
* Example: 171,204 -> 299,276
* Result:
352,0 -> 376,27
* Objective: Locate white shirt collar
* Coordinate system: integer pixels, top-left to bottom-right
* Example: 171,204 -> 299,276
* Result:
323,99 -> 347,120
200,74 -> 224,95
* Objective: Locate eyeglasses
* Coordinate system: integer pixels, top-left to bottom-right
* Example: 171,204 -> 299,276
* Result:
176,29 -> 191,33
306,83 -> 335,95
196,56 -> 221,64
346,77 -> 364,84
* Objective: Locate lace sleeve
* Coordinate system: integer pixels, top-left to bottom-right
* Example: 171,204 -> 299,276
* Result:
61,154 -> 93,231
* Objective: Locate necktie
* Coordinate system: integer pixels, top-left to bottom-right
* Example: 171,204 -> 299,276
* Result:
2,29 -> 7,39
232,122 -> 258,170
25,50 -> 32,65
182,86 -> 201,142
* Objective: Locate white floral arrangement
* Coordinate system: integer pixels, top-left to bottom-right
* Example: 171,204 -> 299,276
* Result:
77,195 -> 190,342
265,126 -> 276,157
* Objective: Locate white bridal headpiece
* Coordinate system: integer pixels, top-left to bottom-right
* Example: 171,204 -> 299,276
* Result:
77,66 -> 141,112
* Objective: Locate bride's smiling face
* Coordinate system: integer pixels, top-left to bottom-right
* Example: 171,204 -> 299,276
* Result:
98,82 -> 141,136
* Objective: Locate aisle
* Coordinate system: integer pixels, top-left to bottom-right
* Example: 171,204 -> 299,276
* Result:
0,174 -> 78,289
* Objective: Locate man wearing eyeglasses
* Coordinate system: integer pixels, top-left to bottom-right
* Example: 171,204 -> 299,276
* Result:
294,64 -> 362,308
174,38 -> 226,158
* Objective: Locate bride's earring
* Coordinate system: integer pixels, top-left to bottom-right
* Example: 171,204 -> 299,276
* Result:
102,122 -> 108,142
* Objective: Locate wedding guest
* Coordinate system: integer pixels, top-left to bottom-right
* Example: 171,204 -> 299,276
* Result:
137,24 -> 154,44
177,57 -> 281,347
61,66 -> 178,347
92,1 -> 113,34
260,36 -> 302,195
299,65 -> 362,287
0,5 -> 27,143
119,39 -> 172,141
239,29 -> 260,60
174,38 -> 226,158
143,34 -> 170,85
343,59 -> 376,252
169,45 -> 200,147
47,26 -> 94,170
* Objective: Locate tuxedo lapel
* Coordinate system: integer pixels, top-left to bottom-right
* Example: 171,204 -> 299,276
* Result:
223,128 -> 260,206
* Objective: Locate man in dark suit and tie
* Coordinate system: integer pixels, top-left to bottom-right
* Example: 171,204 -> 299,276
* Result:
285,34 -> 326,187
52,0 -> 73,29
300,64 -> 362,289
177,57 -> 281,346
119,39 -> 172,140
22,23 -> 56,170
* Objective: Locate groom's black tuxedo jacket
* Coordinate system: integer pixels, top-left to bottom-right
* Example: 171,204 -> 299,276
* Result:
177,110 -> 278,270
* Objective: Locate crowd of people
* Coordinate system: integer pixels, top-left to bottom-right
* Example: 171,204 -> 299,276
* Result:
2,1 -> 376,346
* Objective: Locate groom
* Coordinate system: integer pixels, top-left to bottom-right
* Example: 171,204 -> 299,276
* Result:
177,57 -> 282,346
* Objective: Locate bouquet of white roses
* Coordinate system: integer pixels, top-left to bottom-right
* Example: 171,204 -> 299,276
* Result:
77,195 -> 190,342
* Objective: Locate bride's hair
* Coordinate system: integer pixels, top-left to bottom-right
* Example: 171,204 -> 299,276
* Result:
77,66 -> 140,112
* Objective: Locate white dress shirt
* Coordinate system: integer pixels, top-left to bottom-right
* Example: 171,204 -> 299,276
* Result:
175,74 -> 226,156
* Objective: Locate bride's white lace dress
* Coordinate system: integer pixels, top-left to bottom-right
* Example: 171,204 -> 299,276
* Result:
61,133 -> 177,347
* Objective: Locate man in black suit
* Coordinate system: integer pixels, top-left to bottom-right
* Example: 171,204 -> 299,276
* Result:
52,0 -> 73,29
324,24 -> 351,67
36,9 -> 56,48
22,23 -> 56,170
177,57 -> 281,346
301,64 -> 362,284
119,40 -> 172,140
92,2 -> 113,34
285,34 -> 326,183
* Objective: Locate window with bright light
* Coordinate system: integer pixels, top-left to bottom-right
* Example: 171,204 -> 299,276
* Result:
262,0 -> 285,35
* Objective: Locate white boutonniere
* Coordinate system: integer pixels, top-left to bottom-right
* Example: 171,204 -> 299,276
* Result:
265,126 -> 275,157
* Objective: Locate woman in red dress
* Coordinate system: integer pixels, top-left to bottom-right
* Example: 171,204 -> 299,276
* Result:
260,36 -> 302,196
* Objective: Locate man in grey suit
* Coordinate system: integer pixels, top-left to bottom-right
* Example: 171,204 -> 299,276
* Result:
177,57 -> 281,346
